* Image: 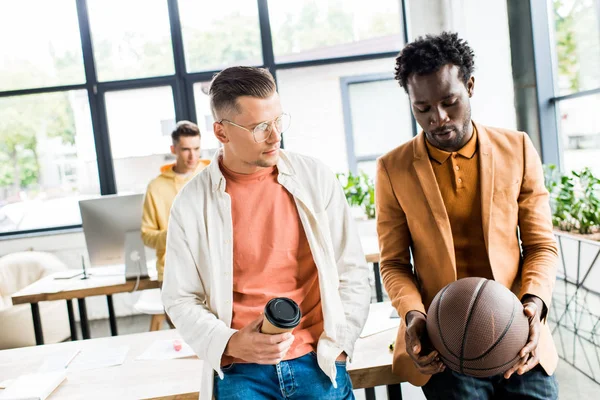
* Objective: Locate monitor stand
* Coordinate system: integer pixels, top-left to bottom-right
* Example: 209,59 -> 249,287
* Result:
124,231 -> 149,281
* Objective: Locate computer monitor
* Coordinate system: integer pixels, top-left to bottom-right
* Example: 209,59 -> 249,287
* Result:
79,194 -> 148,280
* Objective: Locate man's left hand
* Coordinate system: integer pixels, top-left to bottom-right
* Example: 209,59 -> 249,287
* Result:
336,352 -> 348,362
504,296 -> 542,379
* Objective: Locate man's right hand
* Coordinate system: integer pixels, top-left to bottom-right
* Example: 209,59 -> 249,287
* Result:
224,314 -> 295,364
405,311 -> 445,375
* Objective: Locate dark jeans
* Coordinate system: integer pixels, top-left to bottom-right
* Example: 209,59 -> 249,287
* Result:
214,352 -> 354,399
422,365 -> 558,400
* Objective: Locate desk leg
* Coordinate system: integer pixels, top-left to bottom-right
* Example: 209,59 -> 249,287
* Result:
373,262 -> 384,303
364,387 -> 376,400
107,295 -> 118,336
66,300 -> 78,340
77,298 -> 91,339
387,384 -> 402,399
31,303 -> 44,345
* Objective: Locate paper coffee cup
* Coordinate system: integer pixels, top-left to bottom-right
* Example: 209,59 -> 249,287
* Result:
261,297 -> 302,334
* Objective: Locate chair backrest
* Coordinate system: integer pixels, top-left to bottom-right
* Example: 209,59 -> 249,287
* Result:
0,251 -> 67,297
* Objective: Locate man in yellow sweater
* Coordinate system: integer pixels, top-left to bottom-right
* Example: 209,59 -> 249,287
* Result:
142,121 -> 210,282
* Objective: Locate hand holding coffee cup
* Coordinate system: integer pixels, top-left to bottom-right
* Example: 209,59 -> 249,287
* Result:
224,312 -> 295,364
261,297 -> 302,334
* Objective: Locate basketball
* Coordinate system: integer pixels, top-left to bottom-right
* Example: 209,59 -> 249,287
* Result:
426,277 -> 529,377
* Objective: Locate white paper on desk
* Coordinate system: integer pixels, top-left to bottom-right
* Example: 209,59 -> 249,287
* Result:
359,305 -> 401,338
0,370 -> 66,400
136,339 -> 196,360
67,345 -> 129,372
37,349 -> 80,373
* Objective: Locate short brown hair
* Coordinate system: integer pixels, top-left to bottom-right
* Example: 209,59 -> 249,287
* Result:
171,120 -> 200,144
209,66 -> 276,120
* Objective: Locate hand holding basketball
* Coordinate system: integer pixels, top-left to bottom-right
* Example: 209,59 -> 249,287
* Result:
405,311 -> 445,375
504,297 -> 542,379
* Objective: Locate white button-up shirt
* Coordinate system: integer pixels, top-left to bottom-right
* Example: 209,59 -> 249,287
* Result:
162,149 -> 371,400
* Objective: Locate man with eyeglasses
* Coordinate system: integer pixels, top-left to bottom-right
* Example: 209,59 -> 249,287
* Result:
161,66 -> 371,400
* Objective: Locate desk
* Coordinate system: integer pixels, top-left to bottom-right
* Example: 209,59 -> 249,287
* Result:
11,246 -> 383,348
0,302 -> 401,400
11,265 -> 159,345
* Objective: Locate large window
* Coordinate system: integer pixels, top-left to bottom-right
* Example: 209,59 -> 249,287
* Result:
178,0 -> 263,73
557,94 -> 600,175
105,87 -> 176,194
341,75 -> 413,176
0,0 -> 406,236
0,91 -> 99,233
551,0 -> 600,96
550,0 -> 600,172
0,0 -> 85,91
87,0 -> 175,81
193,82 -> 221,154
268,0 -> 403,63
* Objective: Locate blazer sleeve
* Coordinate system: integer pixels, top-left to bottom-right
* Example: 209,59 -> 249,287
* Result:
376,157 -> 426,319
517,133 -> 559,318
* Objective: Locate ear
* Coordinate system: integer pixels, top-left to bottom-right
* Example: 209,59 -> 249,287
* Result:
170,145 -> 176,155
467,76 -> 475,97
214,122 -> 229,144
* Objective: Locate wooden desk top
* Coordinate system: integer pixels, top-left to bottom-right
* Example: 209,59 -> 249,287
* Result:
11,265 -> 160,305
0,302 -> 400,399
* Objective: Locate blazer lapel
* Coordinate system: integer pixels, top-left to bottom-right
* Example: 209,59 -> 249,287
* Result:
475,122 -> 494,257
412,133 -> 456,272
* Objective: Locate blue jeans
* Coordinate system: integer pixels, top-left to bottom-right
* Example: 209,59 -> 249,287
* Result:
214,352 -> 355,399
421,365 -> 558,400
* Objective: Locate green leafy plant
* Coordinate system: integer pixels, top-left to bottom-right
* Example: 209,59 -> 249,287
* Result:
544,164 -> 600,235
336,171 -> 375,219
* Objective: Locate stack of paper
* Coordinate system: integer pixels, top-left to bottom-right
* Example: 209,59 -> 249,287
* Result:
0,370 -> 66,400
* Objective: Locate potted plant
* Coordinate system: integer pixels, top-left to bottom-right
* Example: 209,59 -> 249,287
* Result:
544,164 -> 600,240
543,164 -> 600,382
336,171 -> 376,235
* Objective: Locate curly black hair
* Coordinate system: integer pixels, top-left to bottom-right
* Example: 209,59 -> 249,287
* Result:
394,32 -> 475,92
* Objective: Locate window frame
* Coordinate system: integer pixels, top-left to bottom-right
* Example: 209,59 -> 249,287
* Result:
530,0 -> 600,170
340,73 -> 417,174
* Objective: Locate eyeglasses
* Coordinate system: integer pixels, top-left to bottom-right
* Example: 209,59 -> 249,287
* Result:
218,113 -> 291,143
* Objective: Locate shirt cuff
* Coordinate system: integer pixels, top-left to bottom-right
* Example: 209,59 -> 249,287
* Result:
206,325 -> 238,379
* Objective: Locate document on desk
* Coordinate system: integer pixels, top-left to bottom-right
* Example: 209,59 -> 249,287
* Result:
37,349 -> 81,372
67,345 -> 129,372
360,304 -> 401,338
136,339 -> 196,360
0,370 -> 66,400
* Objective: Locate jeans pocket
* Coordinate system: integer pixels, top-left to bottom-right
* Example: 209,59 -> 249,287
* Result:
221,363 -> 236,372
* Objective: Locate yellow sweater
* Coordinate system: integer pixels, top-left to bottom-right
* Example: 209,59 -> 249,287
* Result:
141,159 -> 210,281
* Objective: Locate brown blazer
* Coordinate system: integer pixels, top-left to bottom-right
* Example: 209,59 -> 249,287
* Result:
375,122 -> 558,386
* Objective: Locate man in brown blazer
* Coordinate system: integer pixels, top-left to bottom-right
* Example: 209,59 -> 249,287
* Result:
376,32 -> 559,399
